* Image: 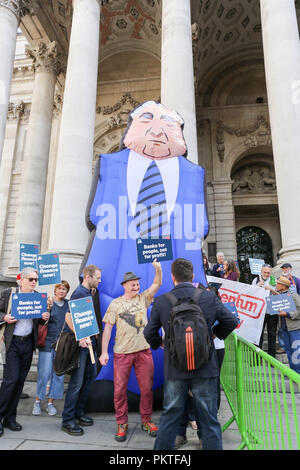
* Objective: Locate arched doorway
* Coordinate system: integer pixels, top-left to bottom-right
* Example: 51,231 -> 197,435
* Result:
236,226 -> 273,283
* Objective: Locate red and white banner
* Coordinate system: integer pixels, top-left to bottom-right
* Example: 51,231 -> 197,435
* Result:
207,276 -> 268,345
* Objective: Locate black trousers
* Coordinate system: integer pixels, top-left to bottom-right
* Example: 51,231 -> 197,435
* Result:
259,314 -> 278,358
0,335 -> 33,423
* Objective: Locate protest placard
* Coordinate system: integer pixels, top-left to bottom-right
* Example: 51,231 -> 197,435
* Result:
68,297 -> 99,363
136,236 -> 173,264
37,253 -> 61,286
11,292 -> 47,320
207,276 -> 268,345
249,258 -> 265,275
224,301 -> 240,324
19,243 -> 39,271
266,292 -> 296,315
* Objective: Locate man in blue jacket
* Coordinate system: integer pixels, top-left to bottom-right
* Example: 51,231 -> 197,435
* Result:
61,264 -> 102,436
143,258 -> 239,450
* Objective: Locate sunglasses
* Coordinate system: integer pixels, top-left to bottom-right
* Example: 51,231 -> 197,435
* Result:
26,277 -> 38,282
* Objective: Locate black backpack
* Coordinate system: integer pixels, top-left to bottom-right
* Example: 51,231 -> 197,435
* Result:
165,289 -> 212,372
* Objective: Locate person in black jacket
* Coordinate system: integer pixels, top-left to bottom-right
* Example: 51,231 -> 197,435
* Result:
61,264 -> 102,436
211,252 -> 225,278
0,268 -> 49,437
143,258 -> 239,450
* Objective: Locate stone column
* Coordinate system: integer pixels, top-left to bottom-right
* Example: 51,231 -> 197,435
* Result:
161,0 -> 198,164
212,180 -> 237,261
48,0 -> 101,288
0,101 -> 25,255
8,41 -> 63,274
0,1 -> 20,162
260,0 -> 300,275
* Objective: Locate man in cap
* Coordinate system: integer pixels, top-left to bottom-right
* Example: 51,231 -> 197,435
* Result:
280,263 -> 300,294
99,260 -> 162,442
275,276 -> 300,374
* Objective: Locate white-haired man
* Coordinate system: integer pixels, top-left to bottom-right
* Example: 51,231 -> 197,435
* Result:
212,252 -> 225,278
0,268 -> 49,436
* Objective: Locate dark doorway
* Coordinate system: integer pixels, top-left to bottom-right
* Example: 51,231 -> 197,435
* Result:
236,226 -> 273,284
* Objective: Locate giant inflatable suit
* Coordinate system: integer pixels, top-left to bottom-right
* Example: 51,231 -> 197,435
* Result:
82,101 -> 209,411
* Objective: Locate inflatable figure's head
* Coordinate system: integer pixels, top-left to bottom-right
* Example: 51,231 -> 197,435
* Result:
121,101 -> 187,160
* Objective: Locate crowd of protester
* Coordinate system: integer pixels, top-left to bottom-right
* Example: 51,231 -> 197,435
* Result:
210,254 -> 300,374
0,253 -> 299,450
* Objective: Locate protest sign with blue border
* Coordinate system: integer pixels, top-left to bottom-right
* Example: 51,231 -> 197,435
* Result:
19,243 -> 39,271
266,292 -> 296,315
37,253 -> 61,286
136,236 -> 173,264
68,297 -> 99,341
249,258 -> 265,275
11,292 -> 47,320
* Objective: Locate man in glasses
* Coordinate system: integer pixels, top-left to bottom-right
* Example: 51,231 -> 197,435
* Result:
0,268 -> 50,437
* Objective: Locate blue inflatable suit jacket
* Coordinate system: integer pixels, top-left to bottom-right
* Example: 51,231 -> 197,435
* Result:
82,149 -> 209,395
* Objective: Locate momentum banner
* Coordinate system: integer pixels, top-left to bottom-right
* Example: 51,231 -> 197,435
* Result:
207,276 -> 268,345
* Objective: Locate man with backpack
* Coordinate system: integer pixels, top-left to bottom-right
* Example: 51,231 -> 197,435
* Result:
143,258 -> 239,450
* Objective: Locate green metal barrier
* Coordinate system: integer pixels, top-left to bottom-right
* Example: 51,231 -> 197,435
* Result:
220,333 -> 300,450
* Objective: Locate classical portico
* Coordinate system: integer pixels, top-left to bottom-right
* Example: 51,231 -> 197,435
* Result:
1,0 -> 300,287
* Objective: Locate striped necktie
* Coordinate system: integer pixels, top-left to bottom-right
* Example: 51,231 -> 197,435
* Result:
134,161 -> 169,238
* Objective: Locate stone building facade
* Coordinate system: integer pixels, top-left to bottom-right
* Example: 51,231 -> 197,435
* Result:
0,0 -> 300,289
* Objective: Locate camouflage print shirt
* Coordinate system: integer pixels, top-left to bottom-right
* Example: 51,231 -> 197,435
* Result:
103,289 -> 153,354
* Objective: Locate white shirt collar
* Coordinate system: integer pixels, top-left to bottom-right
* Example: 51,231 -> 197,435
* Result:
127,150 -> 179,219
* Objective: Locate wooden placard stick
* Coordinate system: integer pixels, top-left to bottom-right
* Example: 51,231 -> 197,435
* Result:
87,336 -> 95,364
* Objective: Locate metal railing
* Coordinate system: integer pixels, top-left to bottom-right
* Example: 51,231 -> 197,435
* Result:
220,333 -> 300,450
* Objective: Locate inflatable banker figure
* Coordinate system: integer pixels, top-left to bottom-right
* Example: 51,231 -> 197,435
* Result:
81,101 -> 209,409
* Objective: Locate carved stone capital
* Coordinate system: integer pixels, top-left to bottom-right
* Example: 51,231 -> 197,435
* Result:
25,41 -> 64,76
0,0 -> 36,21
7,100 -> 29,122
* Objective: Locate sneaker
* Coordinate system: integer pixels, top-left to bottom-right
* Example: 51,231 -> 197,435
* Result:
174,435 -> 188,449
46,403 -> 57,416
141,420 -> 158,437
115,423 -> 128,442
32,401 -> 41,416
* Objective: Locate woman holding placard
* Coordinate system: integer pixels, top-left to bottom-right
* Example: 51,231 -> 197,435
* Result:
32,281 -> 70,417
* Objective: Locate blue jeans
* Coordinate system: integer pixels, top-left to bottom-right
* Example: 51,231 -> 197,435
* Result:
154,377 -> 222,450
178,394 -> 202,440
36,350 -> 64,400
279,328 -> 300,374
62,347 -> 97,425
